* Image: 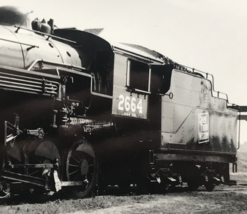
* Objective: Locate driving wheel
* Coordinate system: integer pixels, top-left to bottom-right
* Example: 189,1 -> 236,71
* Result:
66,138 -> 97,198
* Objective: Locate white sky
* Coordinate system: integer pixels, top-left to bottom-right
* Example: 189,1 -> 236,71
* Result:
1,0 -> 247,143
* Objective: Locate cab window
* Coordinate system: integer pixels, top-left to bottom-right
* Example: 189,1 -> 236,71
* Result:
151,64 -> 173,94
92,51 -> 114,95
127,60 -> 149,91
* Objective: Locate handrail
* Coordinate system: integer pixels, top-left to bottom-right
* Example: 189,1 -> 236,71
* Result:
28,59 -> 112,99
27,59 -> 87,72
126,87 -> 151,96
14,25 -> 76,44
0,37 -> 39,48
176,64 -> 229,101
0,64 -> 60,80
90,76 -> 113,99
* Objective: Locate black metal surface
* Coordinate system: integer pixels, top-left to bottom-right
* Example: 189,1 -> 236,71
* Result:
1,170 -> 50,189
228,105 -> 247,112
10,164 -> 54,169
156,153 -> 236,163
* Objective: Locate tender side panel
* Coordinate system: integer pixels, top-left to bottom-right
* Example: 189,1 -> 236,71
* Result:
161,69 -> 238,153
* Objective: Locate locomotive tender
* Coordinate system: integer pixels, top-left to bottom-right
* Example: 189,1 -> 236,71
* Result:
0,6 -> 240,198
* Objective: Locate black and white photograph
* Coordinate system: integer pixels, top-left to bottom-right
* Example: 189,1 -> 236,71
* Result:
0,0 -> 246,213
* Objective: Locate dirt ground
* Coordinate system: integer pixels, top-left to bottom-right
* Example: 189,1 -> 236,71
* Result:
1,173 -> 247,214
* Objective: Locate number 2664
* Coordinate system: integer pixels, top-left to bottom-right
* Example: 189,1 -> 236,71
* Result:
118,95 -> 143,113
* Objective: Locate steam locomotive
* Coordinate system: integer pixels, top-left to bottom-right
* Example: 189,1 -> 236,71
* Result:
0,5 -> 239,199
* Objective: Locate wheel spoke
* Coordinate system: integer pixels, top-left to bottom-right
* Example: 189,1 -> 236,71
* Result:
69,169 -> 79,176
74,174 -> 79,181
73,152 -> 83,162
70,155 -> 80,163
28,170 -> 39,176
69,164 -> 79,167
66,140 -> 97,198
34,157 -> 43,164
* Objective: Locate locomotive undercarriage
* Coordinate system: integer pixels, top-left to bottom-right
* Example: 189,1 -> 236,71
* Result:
0,113 -> 238,198
147,150 -> 237,192
92,143 -> 237,195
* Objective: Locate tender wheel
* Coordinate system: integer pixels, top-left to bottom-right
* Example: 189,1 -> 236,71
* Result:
66,138 -> 97,198
205,182 -> 215,191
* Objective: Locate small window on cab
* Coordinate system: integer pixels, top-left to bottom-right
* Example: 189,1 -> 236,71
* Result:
150,64 -> 173,95
127,60 -> 150,92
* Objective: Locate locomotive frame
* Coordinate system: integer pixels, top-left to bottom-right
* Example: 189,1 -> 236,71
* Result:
0,6 -> 241,199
